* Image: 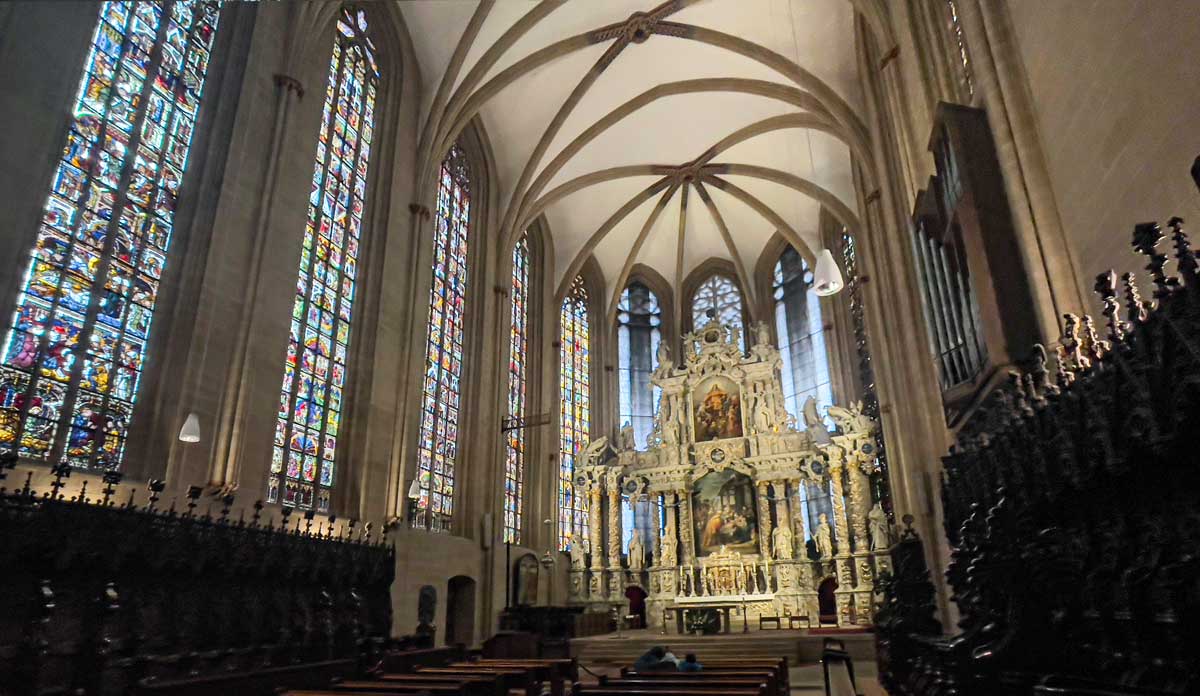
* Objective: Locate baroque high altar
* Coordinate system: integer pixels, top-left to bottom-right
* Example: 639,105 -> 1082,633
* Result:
565,316 -> 892,628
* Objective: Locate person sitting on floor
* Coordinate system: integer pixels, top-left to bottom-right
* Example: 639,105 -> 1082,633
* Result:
678,653 -> 703,672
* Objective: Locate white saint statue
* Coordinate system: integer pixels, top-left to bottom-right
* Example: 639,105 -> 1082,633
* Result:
868,503 -> 891,551
618,421 -> 636,451
628,529 -> 645,571
755,321 -> 771,347
771,523 -> 794,559
815,514 -> 834,559
568,534 -> 587,570
660,531 -> 677,566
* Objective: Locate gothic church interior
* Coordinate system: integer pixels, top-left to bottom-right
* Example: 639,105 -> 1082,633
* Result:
0,1 -> 1198,695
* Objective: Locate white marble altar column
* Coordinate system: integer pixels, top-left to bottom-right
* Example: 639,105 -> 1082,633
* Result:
650,494 -> 662,566
677,488 -> 696,563
607,486 -> 622,598
588,485 -> 603,599
755,481 -> 773,559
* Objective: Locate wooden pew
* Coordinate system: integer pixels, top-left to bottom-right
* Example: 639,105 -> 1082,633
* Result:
343,675 -> 501,696
623,660 -> 788,696
574,687 -> 761,696
414,666 -> 536,696
137,658 -> 356,696
599,676 -> 769,696
616,669 -> 778,695
451,658 -> 573,696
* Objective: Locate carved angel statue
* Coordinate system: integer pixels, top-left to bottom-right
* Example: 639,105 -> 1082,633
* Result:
735,564 -> 747,594
771,523 -> 794,559
754,321 -> 771,347
814,514 -> 834,559
868,503 -> 891,551
568,534 -> 587,570
628,529 -> 645,571
828,400 -> 873,434
802,396 -> 832,445
656,340 -> 671,369
579,436 -> 609,468
618,422 -> 636,451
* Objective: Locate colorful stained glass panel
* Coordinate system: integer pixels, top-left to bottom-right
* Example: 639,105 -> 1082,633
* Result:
268,6 -> 379,513
559,276 -> 591,551
0,0 -> 222,468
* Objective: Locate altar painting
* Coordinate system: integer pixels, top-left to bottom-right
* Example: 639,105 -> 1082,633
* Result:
692,469 -> 757,556
693,376 -> 743,441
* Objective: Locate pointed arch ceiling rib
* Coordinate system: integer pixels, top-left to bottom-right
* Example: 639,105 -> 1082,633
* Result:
398,0 -> 868,305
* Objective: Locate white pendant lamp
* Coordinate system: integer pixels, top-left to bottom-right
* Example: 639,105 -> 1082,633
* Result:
178,412 -> 201,443
812,248 -> 845,296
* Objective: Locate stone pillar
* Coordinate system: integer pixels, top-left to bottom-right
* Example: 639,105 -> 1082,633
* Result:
846,454 -> 870,553
588,485 -> 603,600
790,478 -> 819,620
828,455 -> 855,627
677,488 -> 695,564
755,481 -> 773,559
650,494 -> 662,566
607,485 -> 622,600
771,481 -> 790,552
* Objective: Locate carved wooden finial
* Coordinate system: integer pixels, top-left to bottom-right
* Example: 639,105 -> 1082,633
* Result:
1169,217 -> 1198,290
1061,313 -> 1087,373
1030,344 -> 1057,397
1081,315 -> 1107,364
1053,344 -> 1074,388
1095,271 -> 1125,344
1121,272 -> 1148,324
1131,222 -> 1176,299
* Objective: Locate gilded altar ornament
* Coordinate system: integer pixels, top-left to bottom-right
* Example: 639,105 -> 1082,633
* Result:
565,316 -> 883,628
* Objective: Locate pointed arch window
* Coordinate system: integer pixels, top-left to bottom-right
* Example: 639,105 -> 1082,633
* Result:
559,276 -> 590,551
503,234 -> 530,544
0,1 -> 223,468
413,143 -> 472,532
269,6 -> 379,512
691,274 -> 744,351
773,246 -> 833,423
617,282 -> 661,450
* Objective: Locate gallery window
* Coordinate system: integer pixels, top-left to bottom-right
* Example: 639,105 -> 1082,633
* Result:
616,281 -> 661,449
558,276 -> 590,551
773,246 -> 833,424
268,6 -> 379,512
0,1 -> 223,468
413,143 -> 473,532
690,274 -> 744,352
503,234 -> 530,544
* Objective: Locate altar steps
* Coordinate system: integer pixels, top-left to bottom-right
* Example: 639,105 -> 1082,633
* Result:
569,628 -> 876,667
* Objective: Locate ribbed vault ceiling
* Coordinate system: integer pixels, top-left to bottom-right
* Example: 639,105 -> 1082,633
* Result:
398,0 -> 863,314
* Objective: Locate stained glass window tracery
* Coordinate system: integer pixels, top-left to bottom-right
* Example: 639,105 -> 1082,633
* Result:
268,5 -> 378,512
559,276 -> 590,551
774,246 -> 833,426
0,1 -> 223,468
691,274 -> 744,351
413,143 -> 472,532
503,235 -> 530,544
617,282 -> 660,450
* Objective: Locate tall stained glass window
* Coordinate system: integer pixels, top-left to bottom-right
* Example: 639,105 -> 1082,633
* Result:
559,276 -> 590,551
503,235 -> 530,544
617,282 -> 661,449
268,6 -> 379,512
691,274 -> 744,351
0,1 -> 222,468
414,143 -> 472,532
774,246 -> 833,424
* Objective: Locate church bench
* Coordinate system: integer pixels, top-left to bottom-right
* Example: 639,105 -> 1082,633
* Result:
599,676 -> 769,696
347,674 -> 502,696
451,658 -> 573,696
414,665 -> 536,696
135,658 -> 357,696
573,687 -> 762,696
619,669 -> 779,696
381,646 -> 467,673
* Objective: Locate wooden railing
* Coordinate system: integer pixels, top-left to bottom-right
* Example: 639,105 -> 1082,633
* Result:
0,463 -> 394,696
878,159 -> 1200,696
